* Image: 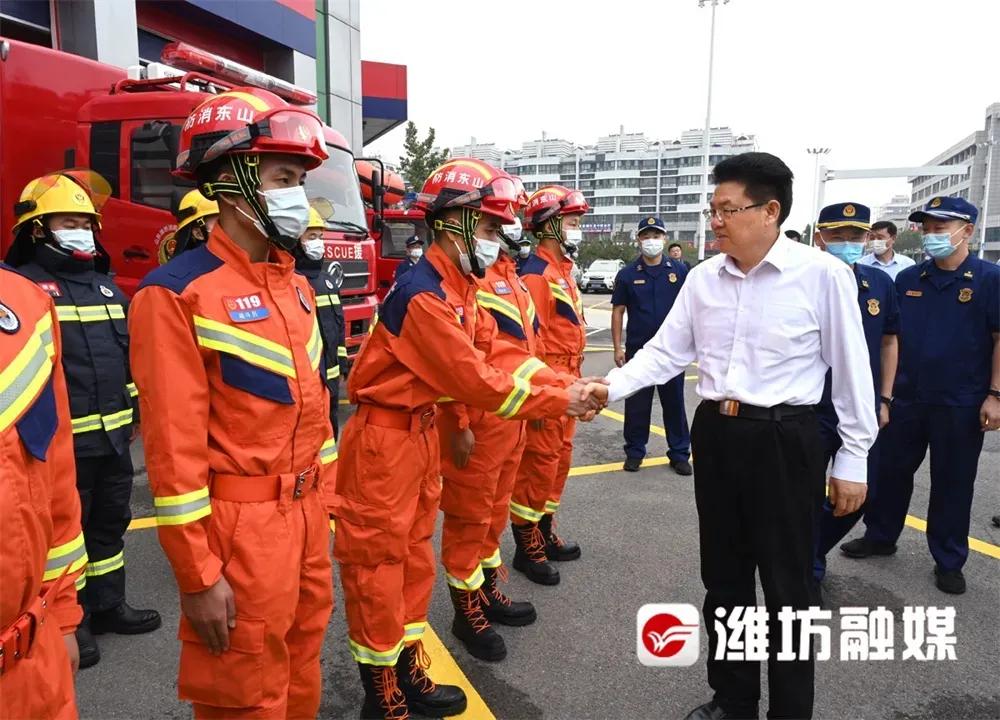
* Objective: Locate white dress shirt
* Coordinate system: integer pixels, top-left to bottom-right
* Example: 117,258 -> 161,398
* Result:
858,250 -> 915,281
606,235 -> 877,483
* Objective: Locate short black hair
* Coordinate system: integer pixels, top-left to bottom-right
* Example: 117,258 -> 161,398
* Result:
668,242 -> 683,251
871,220 -> 897,237
784,230 -> 802,241
712,152 -> 793,225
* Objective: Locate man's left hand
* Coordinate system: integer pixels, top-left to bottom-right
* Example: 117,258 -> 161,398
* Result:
828,477 -> 867,517
980,395 -> 1000,432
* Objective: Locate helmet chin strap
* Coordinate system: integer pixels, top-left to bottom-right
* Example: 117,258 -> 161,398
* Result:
535,214 -> 563,243
434,207 -> 485,278
199,154 -> 298,251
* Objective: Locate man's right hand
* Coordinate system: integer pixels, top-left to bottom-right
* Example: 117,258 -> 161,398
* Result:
614,349 -> 625,368
180,575 -> 236,655
451,428 -> 475,469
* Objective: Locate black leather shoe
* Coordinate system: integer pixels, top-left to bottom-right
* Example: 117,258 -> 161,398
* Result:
683,700 -> 758,720
397,641 -> 467,716
934,567 -> 966,595
840,537 -> 897,559
671,459 -> 693,476
623,457 -> 642,472
75,621 -> 101,669
91,602 -> 162,635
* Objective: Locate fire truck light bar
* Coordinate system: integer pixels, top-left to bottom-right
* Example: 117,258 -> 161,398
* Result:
160,42 -> 317,106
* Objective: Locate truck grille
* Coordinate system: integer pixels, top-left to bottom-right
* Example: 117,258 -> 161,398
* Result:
337,259 -> 370,292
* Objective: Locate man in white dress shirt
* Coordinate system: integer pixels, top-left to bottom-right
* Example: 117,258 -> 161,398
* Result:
586,153 -> 877,720
857,220 -> 915,281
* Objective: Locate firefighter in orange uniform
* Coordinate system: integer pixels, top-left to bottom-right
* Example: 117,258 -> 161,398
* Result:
334,159 -> 598,719
128,88 -> 337,719
1,264 -> 87,720
511,186 -> 591,585
437,176 -> 573,662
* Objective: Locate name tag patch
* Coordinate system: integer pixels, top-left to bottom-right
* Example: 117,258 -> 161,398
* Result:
38,281 -> 62,297
905,290 -> 923,297
492,280 -> 512,295
223,294 -> 270,323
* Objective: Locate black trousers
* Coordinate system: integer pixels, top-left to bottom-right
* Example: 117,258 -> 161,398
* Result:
77,451 -> 134,613
691,402 -> 825,720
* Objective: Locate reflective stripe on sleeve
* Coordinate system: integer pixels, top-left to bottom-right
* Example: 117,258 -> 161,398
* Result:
153,487 -> 212,526
44,532 -> 88,581
319,436 -> 338,465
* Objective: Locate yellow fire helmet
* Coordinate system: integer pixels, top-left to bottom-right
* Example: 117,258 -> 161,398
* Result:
307,206 -> 326,231
175,189 -> 220,231
13,171 -> 108,233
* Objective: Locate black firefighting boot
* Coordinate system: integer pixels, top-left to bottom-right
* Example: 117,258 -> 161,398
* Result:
359,663 -> 410,719
447,585 -> 506,662
539,513 -> 581,561
90,601 -> 162,635
396,640 -> 467,717
511,522 -> 560,585
75,615 -> 101,669
481,565 -> 537,626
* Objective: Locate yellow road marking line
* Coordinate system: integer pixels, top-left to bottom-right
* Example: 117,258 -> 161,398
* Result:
423,625 -> 495,719
596,409 -> 1000,560
569,457 -> 670,476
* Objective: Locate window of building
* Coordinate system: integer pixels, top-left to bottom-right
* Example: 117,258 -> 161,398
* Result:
616,177 -> 640,188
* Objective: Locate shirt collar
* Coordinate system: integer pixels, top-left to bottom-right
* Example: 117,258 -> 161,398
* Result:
426,242 -> 475,292
536,244 -> 572,272
207,225 -> 294,287
719,233 -> 788,277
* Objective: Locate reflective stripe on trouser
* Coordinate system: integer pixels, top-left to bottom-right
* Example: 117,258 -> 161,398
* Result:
511,414 -> 575,523
0,605 -> 78,720
332,414 -> 441,666
440,409 -> 524,588
179,486 -> 333,718
76,451 -> 134,612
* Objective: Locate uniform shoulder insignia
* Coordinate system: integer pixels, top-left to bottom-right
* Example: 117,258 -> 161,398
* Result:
0,302 -> 20,334
138,244 -> 224,294
99,284 -> 114,298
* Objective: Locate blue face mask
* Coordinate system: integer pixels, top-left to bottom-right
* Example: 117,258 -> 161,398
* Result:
825,241 -> 865,265
922,228 -> 963,258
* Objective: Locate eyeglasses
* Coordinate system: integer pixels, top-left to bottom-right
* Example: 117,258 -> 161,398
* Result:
702,203 -> 766,222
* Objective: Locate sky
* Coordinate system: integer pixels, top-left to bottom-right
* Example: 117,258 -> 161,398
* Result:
360,0 -> 999,232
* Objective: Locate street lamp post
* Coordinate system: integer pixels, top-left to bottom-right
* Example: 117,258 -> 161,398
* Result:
695,0 -> 728,261
979,116 -> 995,259
807,147 -> 831,245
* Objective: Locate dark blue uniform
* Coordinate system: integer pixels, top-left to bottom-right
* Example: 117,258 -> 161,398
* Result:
16,242 -> 137,613
611,256 -> 691,464
863,254 -> 1000,572
814,263 -> 899,579
394,257 -> 419,283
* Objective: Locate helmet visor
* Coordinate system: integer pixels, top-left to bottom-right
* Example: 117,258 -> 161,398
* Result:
181,108 -> 327,169
33,170 -> 111,212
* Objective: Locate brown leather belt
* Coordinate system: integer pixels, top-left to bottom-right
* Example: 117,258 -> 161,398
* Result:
356,404 -> 436,432
211,464 -> 319,502
705,399 -> 814,421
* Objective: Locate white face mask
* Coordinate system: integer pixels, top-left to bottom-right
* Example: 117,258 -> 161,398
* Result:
563,228 -> 583,248
640,238 -> 665,258
53,228 -> 95,255
301,237 -> 325,260
871,239 -> 889,255
518,246 -> 531,258
451,239 -> 474,275
240,186 -> 312,241
408,248 -> 423,260
503,223 -> 522,242
474,237 -> 501,270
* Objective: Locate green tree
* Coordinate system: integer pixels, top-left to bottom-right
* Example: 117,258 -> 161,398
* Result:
398,122 -> 449,190
895,229 -> 923,254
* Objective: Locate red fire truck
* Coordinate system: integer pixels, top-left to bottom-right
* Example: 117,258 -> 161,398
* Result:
0,38 -> 379,357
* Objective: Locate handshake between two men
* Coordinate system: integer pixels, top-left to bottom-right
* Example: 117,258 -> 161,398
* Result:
564,377 -> 613,421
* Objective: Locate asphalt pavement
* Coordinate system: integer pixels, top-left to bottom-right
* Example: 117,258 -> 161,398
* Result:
76,290 -> 1000,720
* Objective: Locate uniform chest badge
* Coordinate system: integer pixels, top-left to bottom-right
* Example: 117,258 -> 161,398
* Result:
99,285 -> 114,298
0,302 -> 20,334
905,290 -> 923,297
958,288 -> 973,303
867,299 -> 880,316
38,281 -> 62,297
325,279 -> 335,290
668,273 -> 678,284
223,293 -> 270,323
296,286 -> 312,313
492,280 -> 512,295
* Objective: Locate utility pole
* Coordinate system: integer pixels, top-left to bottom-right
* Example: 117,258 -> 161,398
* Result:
979,115 -> 995,259
807,147 -> 831,245
695,0 -> 728,260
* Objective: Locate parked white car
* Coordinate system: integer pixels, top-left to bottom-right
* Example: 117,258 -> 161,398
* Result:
580,259 -> 624,293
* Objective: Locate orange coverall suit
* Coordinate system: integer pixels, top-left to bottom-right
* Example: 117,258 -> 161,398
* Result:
1,265 -> 86,720
438,252 -> 564,589
333,243 -> 570,666
512,246 -> 587,525
128,229 -> 337,719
